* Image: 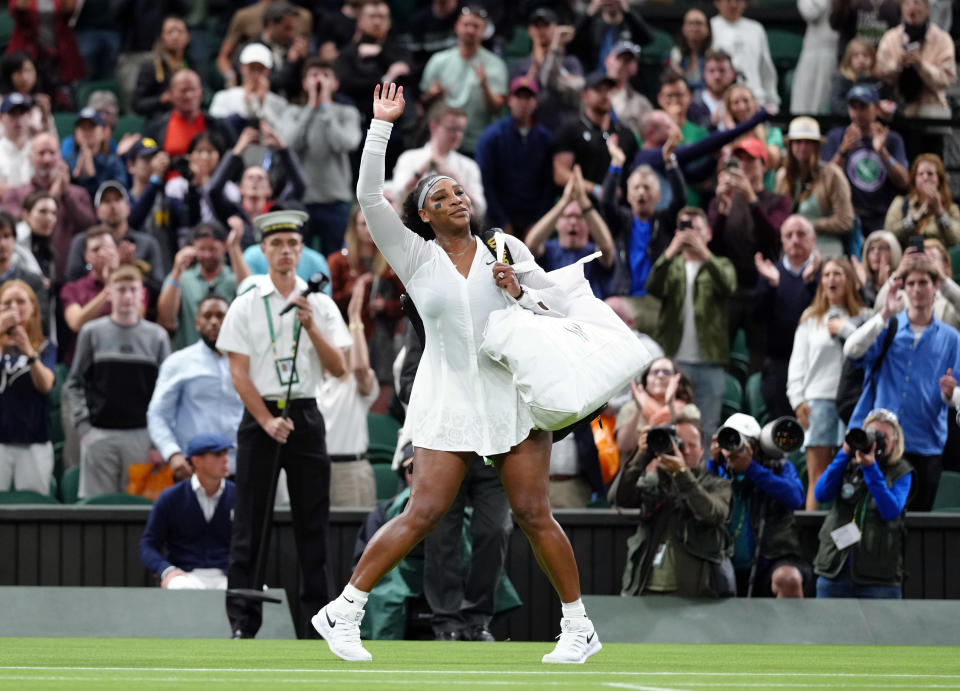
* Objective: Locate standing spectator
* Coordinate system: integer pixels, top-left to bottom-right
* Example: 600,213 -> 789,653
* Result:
406,0 -> 459,77
474,76 -> 556,238
14,190 -> 58,286
884,153 -> 960,248
419,5 -> 508,155
72,0 -> 121,81
604,41 -> 652,136
131,16 -> 191,119
854,230 -> 902,306
209,44 -> 288,131
792,0 -> 840,115
788,258 -> 868,509
822,84 -> 909,235
509,8 -> 585,133
7,0 -> 84,109
163,131 -> 234,228
721,85 -> 784,182
709,138 -> 790,372
257,2 -> 312,101
828,39 -> 885,115
829,0 -> 900,59
387,105 -> 486,218
0,210 -> 47,332
646,207 -> 737,441
63,108 -> 127,203
66,264 -> 170,499
710,0 -> 780,113
138,433 -> 235,590
670,8 -> 714,92
59,227 -> 118,362
0,279 -> 56,494
775,118 -> 855,259
0,53 -> 56,139
216,209 -> 349,639
754,215 -> 822,419
843,253 -> 960,510
148,295 -> 244,479
570,0 -> 654,73
216,0 -> 312,88
0,94 -> 36,193
156,221 -> 249,350
657,69 -> 709,205
315,1 -> 361,61
687,50 -> 736,130
280,57 -> 363,257
814,409 -> 911,597
125,138 -> 188,271
2,132 -> 96,283
143,70 -> 236,158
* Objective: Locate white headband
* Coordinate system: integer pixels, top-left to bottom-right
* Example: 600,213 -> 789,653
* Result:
417,175 -> 456,210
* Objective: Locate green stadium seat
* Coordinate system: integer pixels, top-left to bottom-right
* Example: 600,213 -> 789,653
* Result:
0,490 -> 60,505
367,412 -> 401,464
0,9 -> 13,53
53,113 -> 74,141
60,466 -> 80,505
729,329 -> 750,387
720,372 -> 744,422
113,114 -> 146,140
502,24 -> 532,66
373,463 -> 401,502
745,372 -> 770,427
75,77 -> 122,112
949,245 -> 960,283
77,493 -> 154,506
933,471 -> 960,511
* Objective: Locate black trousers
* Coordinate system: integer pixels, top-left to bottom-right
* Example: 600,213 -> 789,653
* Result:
761,356 -> 794,421
226,399 -> 331,637
904,451 -> 943,512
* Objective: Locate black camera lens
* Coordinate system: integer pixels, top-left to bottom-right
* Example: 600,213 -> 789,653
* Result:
845,428 -> 872,453
647,428 -> 674,456
717,427 -> 743,452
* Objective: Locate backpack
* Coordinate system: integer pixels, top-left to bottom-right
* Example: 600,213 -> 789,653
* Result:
835,317 -> 897,425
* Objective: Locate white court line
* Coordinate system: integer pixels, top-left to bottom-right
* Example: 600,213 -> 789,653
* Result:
605,683 -> 685,691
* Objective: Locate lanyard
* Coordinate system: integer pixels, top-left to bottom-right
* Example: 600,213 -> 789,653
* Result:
263,295 -> 301,391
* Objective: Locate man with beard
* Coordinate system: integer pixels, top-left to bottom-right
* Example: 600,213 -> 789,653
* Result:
148,294 -> 245,480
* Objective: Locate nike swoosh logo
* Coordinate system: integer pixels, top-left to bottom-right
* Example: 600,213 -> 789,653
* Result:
586,632 -> 595,644
344,597 -> 354,603
485,260 -> 494,265
326,611 -> 337,629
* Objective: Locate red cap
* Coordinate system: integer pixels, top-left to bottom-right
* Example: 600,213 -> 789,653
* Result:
732,137 -> 768,164
509,76 -> 539,95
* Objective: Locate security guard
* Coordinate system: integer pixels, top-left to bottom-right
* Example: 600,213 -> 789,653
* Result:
216,208 -> 351,638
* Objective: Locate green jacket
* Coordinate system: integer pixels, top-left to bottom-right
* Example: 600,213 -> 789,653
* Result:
814,459 -> 913,586
645,252 -> 737,365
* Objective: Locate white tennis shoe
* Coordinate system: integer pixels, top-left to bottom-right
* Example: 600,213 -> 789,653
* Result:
312,604 -> 372,662
542,617 -> 602,664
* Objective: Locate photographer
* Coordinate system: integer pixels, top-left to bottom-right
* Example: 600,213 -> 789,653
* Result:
813,409 -> 912,598
609,416 -> 734,598
707,414 -> 810,598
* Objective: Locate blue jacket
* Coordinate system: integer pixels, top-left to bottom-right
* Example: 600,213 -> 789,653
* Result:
138,479 -> 234,577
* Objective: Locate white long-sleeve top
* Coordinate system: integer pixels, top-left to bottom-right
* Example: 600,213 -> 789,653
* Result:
786,308 -> 861,410
710,15 -> 781,112
357,119 -> 563,455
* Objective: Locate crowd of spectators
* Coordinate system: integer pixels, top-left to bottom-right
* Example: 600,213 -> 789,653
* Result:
2,0 -> 960,609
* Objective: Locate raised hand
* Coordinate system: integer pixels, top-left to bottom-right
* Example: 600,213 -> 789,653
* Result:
606,133 -> 626,168
754,252 -> 780,286
373,82 -> 405,123
881,278 -> 904,319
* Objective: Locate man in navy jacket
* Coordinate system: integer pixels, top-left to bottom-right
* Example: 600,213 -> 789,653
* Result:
139,433 -> 235,590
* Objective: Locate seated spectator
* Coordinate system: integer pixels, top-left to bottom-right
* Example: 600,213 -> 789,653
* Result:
843,253 -> 960,509
0,52 -> 55,138
66,264 -> 170,499
609,415 -> 733,597
334,1 -> 413,124
65,181 -> 165,285
791,0 -> 840,115
419,5 -> 508,155
775,118 -> 854,259
754,215 -> 822,419
710,0 -> 780,112
148,296 -> 244,478
828,39 -> 887,116
279,57 -> 363,257
0,94 -> 36,193
710,138 -> 789,372
721,85 -> 784,183
14,190 -> 58,286
216,0 -> 312,88
509,8 -> 584,133
209,43 -> 288,132
876,0 -> 956,119
647,207 -> 737,440
814,408 -> 911,598
788,258 -> 869,509
125,138 -> 188,270
604,42 -> 651,136
601,134 -> 685,334
615,358 -> 700,458
669,8 -> 713,92
829,0 -> 900,62
144,70 -> 236,158
327,206 -> 403,386
0,210 -> 47,333
884,153 -> 960,248
554,72 -> 638,197
131,16 -> 191,119
157,222 -> 249,351
63,108 -> 127,203
319,278 -> 379,508
475,76 -> 556,238
59,90 -> 128,160
0,279 -> 56,493
822,84 -> 909,234
657,70 -> 709,205
708,413 -> 810,597
387,105 -> 486,218
7,0 -> 83,109
854,230 -> 902,306
525,165 -> 615,298
164,131 -> 237,228
570,0 -> 654,73
2,132 -> 96,282
139,433 -> 235,590
687,50 -> 736,130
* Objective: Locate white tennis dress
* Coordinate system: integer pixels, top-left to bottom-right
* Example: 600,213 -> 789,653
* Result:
357,119 -> 566,456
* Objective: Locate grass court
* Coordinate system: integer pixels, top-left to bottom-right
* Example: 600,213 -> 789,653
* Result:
1,637 -> 958,690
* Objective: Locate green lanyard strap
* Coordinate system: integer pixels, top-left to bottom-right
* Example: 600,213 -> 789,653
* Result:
263,295 -> 302,366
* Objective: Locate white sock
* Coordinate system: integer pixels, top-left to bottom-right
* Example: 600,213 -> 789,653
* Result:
561,598 -> 587,619
335,584 -> 369,614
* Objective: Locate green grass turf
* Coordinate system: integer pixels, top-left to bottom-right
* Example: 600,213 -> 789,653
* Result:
1,638 -> 959,690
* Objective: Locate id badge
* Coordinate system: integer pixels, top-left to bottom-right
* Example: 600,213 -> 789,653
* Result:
830,522 -> 862,550
275,357 -> 299,386
652,542 -> 668,568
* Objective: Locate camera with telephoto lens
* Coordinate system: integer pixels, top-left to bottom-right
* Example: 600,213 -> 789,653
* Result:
170,156 -> 193,182
647,425 -> 683,457
845,427 -> 887,463
717,417 -> 805,465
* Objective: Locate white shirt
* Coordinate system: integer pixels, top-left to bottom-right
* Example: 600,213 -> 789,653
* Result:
208,87 -> 288,128
191,475 -> 225,522
216,274 -> 352,399
787,307 -> 856,409
710,15 -> 780,111
0,137 -> 33,187
318,371 -> 380,455
549,433 -> 580,476
386,143 -> 487,219
675,260 -> 703,364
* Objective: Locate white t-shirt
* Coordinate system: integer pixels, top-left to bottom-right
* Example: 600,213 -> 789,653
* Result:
675,260 -> 703,363
318,372 -> 380,455
710,15 -> 780,111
